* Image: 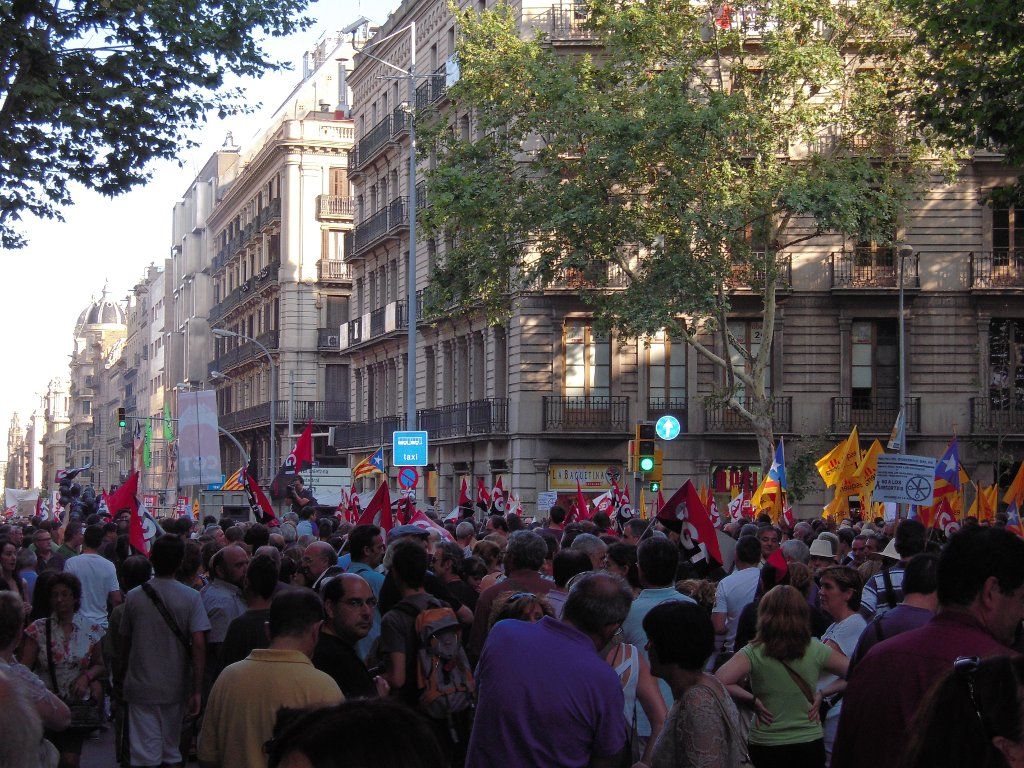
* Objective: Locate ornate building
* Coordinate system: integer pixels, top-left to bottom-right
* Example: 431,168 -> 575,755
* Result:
40,378 -> 70,490
66,288 -> 127,488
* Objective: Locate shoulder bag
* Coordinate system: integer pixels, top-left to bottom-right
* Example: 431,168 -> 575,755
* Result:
141,582 -> 191,650
45,618 -> 103,732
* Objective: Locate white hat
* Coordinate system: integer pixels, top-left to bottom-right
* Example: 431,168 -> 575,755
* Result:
880,538 -> 900,561
808,539 -> 836,559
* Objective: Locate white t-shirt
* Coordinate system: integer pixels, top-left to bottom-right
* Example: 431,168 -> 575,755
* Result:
65,553 -> 120,629
713,566 -> 761,652
818,612 -> 867,721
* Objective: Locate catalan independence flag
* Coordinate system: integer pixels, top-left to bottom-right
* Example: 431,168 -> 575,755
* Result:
221,467 -> 245,491
352,447 -> 385,480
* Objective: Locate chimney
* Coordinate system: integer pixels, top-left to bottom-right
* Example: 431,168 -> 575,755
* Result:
335,59 -> 350,119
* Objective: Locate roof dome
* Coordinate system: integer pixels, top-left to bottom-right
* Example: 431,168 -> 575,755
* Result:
80,284 -> 125,327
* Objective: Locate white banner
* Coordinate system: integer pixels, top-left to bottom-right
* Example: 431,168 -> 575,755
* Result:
873,454 -> 936,506
177,390 -> 222,485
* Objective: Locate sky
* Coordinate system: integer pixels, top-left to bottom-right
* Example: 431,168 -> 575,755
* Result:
0,0 -> 377,463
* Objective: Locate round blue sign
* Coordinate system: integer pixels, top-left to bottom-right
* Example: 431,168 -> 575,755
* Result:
398,467 -> 419,489
655,414 -> 681,441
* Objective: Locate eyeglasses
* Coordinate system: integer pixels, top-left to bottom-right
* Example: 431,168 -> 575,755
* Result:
339,597 -> 378,609
953,656 -> 984,726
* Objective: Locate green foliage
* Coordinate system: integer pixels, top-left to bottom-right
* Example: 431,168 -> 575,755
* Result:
419,0 -> 948,465
899,0 -> 1024,164
0,0 -> 313,249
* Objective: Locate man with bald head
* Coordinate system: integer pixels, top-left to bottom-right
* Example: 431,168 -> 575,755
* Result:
201,544 -> 250,680
302,541 -> 343,592
312,574 -> 388,699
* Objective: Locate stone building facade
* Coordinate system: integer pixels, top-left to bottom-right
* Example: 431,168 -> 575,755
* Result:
336,0 -> 1024,517
206,24 -> 370,482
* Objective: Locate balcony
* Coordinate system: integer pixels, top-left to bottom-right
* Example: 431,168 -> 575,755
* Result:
705,397 -> 792,433
534,262 -> 629,291
260,198 -> 281,230
332,416 -> 403,450
208,330 -> 279,376
391,106 -> 409,138
831,250 -> 919,290
414,65 -> 449,110
971,397 -> 1024,435
208,261 -> 280,324
647,398 -> 688,430
542,395 -> 631,432
537,5 -> 599,42
728,253 -> 793,292
316,195 -> 355,220
354,114 -> 392,170
418,399 -> 509,439
317,259 -> 350,282
317,327 -> 341,350
969,251 -> 1024,290
347,317 -> 362,346
219,399 -> 349,433
351,197 -> 409,257
831,396 -> 920,434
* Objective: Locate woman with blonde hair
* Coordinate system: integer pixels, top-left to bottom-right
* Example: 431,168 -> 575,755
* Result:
716,586 -> 848,768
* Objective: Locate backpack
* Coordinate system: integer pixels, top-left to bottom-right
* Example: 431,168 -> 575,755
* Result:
394,601 -> 475,720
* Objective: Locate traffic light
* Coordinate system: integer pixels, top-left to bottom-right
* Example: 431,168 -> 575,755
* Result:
648,447 -> 663,483
116,407 -> 127,429
635,422 -> 656,473
649,481 -> 661,493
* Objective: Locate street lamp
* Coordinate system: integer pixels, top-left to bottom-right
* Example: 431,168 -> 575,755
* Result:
354,22 -> 420,430
896,243 -> 914,455
211,329 -> 277,478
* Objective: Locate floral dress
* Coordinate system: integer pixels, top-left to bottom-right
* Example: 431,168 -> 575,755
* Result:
25,613 -> 103,699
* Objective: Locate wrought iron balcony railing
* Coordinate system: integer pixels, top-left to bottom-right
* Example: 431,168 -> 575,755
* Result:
971,396 -> 1024,435
969,251 -> 1024,289
831,396 -> 920,434
542,395 -> 630,431
417,399 -> 509,438
705,397 -> 792,433
831,250 -> 919,289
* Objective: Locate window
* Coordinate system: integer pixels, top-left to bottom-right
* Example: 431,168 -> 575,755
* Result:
727,321 -> 770,397
993,206 -> 1024,263
329,167 -> 348,197
850,320 -> 899,407
493,326 -> 507,398
989,319 -> 1024,410
647,332 -> 686,404
443,342 -> 455,405
326,296 -> 348,328
472,332 -> 485,400
81,400 -> 91,416
425,347 -> 436,408
325,365 -> 349,416
854,239 -> 895,269
324,229 -> 344,261
564,321 -> 610,398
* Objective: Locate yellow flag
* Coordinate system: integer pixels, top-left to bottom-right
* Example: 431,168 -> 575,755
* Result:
816,427 -> 860,487
840,439 -> 884,509
1005,462 -> 1024,506
639,488 -> 648,520
822,489 -> 848,521
970,484 -> 998,524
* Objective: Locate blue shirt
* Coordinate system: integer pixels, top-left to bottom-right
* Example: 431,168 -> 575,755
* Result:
622,586 -> 695,736
346,561 -> 384,661
467,617 -> 626,768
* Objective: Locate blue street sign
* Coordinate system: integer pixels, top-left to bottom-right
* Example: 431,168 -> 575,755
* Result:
655,414 -> 682,441
393,431 -> 429,467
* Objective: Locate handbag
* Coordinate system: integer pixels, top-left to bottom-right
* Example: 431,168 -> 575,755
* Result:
44,618 -> 104,733
701,680 -> 755,768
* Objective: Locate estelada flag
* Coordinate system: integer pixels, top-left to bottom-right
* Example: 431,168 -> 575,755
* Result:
221,467 -> 245,491
357,481 -> 393,533
352,448 -> 385,480
271,420 -> 314,498
657,481 -> 723,565
106,472 -> 156,555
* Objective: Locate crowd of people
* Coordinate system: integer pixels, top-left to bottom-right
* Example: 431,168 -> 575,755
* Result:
1,492 -> 1024,768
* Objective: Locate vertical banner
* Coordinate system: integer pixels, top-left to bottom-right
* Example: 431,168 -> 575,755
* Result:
177,390 -> 222,486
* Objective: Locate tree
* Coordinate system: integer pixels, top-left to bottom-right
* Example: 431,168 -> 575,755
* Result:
419,0 -> 953,470
0,0 -> 313,249
899,0 -> 1024,164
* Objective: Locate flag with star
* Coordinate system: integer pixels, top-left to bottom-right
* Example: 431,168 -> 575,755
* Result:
933,438 -> 962,501
752,438 -> 787,522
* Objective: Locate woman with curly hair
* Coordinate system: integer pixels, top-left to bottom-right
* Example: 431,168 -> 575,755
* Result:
716,585 -> 848,768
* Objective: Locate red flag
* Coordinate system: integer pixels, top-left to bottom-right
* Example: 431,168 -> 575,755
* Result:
408,509 -> 455,542
575,480 -> 592,522
244,468 -> 278,527
271,420 -> 314,498
357,482 -> 393,533
458,478 -> 470,508
477,479 -> 492,511
491,476 -> 507,513
107,472 -> 154,555
657,481 -> 723,565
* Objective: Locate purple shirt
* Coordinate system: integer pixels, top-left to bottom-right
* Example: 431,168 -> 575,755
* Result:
467,616 -> 627,768
833,610 -> 1011,768
848,604 -> 933,669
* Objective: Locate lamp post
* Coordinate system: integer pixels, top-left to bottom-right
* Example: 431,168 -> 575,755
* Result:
896,243 -> 914,519
211,329 -> 277,478
354,22 -> 419,430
